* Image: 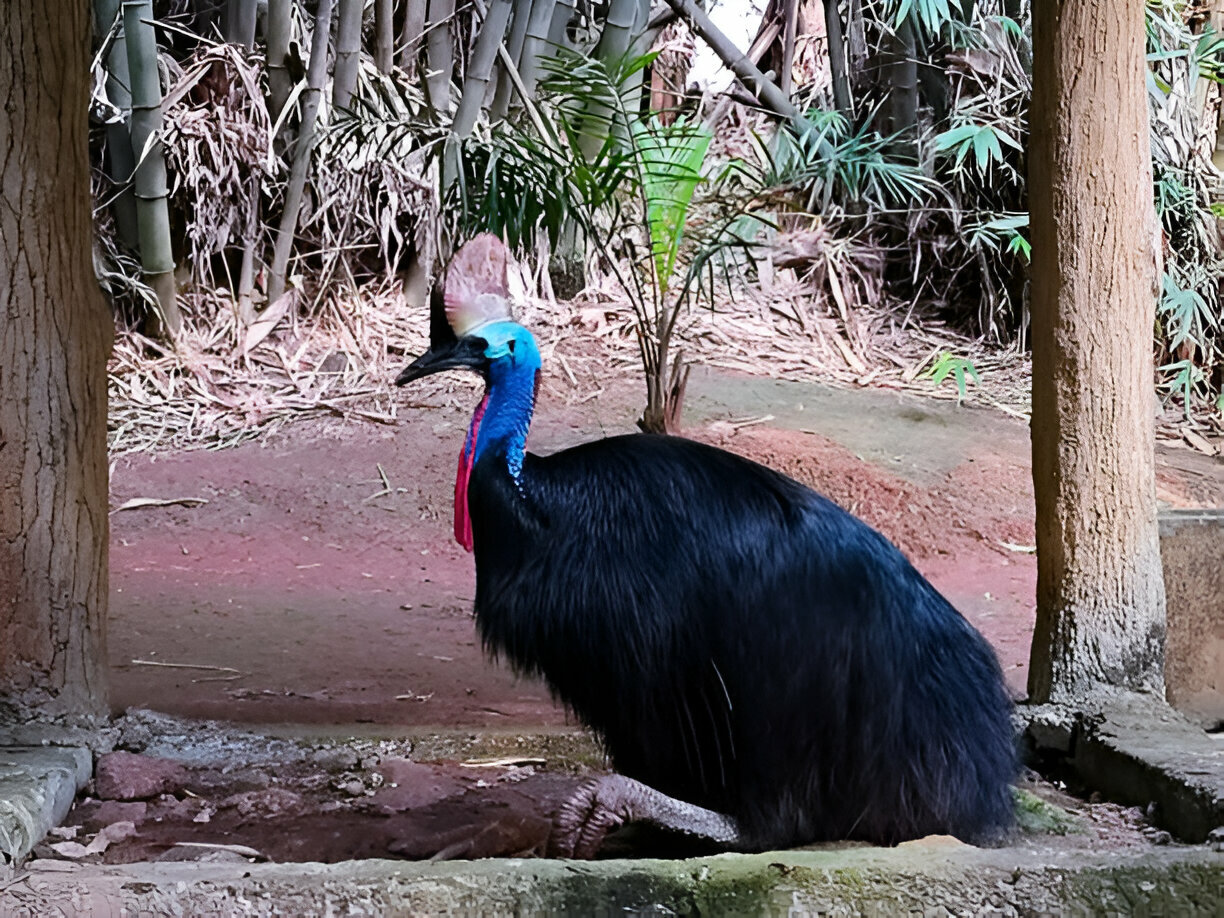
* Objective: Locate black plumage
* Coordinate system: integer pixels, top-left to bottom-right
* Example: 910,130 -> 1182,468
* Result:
467,432 -> 1016,849
397,234 -> 1016,854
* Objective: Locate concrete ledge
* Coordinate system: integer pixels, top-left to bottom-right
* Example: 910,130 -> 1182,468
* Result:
0,747 -> 92,872
1,844 -> 1221,916
1026,694 -> 1224,843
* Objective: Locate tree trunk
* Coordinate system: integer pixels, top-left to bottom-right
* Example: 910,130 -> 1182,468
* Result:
1027,0 -> 1167,703
333,0 -> 365,112
0,0 -> 111,717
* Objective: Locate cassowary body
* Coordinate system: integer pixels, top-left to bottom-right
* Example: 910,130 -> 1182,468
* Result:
399,235 -> 1016,856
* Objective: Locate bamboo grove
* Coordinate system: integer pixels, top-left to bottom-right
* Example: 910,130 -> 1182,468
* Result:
90,0 -> 1224,431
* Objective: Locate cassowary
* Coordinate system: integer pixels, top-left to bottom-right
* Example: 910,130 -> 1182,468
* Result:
397,234 -> 1016,858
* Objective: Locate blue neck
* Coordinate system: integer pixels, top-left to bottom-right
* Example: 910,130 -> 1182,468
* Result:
473,351 -> 539,482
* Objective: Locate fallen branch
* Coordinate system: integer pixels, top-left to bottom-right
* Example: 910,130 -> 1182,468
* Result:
130,659 -> 244,676
111,497 -> 209,512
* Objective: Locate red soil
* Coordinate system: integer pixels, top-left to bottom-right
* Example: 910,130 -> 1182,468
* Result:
107,371 -> 1222,724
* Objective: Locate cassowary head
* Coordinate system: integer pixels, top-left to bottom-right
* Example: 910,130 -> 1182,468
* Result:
396,234 -> 541,386
394,235 -> 541,550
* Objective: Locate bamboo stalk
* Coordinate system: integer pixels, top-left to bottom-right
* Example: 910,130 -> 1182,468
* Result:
488,0 -> 536,121
878,15 -> 917,147
122,0 -> 182,336
94,0 -> 139,249
546,0 -> 575,51
577,0 -> 642,161
705,17 -> 778,128
266,0 -> 292,119
268,0 -> 333,305
517,0 -> 559,98
446,0 -> 513,189
375,0 -> 394,73
822,0 -> 852,116
333,0 -> 364,111
592,0 -> 640,63
455,0 -> 514,134
619,0 -> 653,114
226,0 -> 258,49
780,0 -> 798,98
426,0 -> 456,114
399,0 -> 428,76
661,0 -> 810,133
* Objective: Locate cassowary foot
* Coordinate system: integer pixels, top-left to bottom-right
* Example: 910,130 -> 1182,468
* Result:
548,775 -> 740,859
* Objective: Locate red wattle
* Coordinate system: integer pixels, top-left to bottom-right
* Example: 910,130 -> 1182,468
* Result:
454,394 -> 488,552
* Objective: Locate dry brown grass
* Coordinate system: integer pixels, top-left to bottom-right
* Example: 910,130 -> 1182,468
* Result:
107,263 -> 1039,456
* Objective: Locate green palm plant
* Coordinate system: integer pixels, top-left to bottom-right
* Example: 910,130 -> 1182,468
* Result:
449,49 -> 768,433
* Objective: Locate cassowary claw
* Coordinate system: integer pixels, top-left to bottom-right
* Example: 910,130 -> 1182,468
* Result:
549,775 -> 741,859
549,776 -> 633,859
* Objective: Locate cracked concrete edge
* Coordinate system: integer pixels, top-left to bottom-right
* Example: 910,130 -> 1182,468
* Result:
1076,698 -> 1224,843
0,843 -> 1221,916
1022,693 -> 1224,843
0,747 -> 92,874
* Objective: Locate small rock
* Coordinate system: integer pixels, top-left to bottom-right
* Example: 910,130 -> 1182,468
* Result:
338,779 -> 366,797
895,834 -> 969,851
1208,826 -> 1224,852
1143,828 -> 1173,846
221,787 -> 305,819
79,800 -> 148,833
310,746 -> 360,772
94,820 -> 137,848
186,766 -> 271,795
153,846 -> 251,864
95,751 -> 188,801
48,841 -> 92,859
318,351 -> 349,374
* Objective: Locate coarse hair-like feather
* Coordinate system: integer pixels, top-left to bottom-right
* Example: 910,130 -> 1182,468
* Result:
468,433 -> 1016,849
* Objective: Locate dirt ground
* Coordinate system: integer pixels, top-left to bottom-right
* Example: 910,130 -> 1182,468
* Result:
32,367 -> 1212,867
107,366 -> 1224,725
34,711 -> 1182,865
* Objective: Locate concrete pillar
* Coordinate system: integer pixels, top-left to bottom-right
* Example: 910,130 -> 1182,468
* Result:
1160,509 -> 1224,727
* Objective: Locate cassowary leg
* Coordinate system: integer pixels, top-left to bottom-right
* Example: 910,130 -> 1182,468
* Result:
549,775 -> 740,858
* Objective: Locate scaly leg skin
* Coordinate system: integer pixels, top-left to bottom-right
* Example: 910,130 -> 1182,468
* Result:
549,775 -> 741,859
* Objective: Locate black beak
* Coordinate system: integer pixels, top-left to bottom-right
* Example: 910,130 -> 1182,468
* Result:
395,336 -> 487,386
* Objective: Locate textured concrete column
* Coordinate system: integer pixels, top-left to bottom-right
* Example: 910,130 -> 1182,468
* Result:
1160,509 -> 1224,725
